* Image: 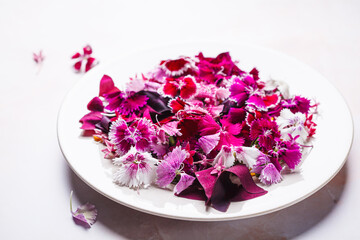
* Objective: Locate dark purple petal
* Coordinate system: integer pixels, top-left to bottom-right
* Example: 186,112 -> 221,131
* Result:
210,172 -> 237,212
226,164 -> 267,194
175,182 -> 207,200
232,186 -> 267,201
226,108 -> 246,124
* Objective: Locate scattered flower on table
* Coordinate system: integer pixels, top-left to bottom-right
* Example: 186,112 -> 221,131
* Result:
71,45 -> 98,73
33,50 -> 44,73
33,50 -> 45,64
70,191 -> 97,228
79,52 -> 318,212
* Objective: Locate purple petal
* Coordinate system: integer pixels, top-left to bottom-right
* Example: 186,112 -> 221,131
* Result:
174,173 -> 196,194
198,133 -> 220,154
195,167 -> 218,202
259,163 -> 282,185
210,172 -> 237,212
72,203 -> 98,228
156,160 -> 177,187
175,182 -> 207,200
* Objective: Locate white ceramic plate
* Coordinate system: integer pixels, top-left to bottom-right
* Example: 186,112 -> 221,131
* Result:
58,42 -> 353,221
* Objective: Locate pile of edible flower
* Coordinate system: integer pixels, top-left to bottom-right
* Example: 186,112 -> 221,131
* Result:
80,52 -> 318,212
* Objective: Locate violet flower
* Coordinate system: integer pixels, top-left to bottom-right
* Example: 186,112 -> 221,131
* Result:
156,146 -> 195,194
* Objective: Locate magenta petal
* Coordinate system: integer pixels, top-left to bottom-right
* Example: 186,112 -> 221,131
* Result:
282,141 -> 302,169
229,81 -> 247,103
226,164 -> 267,194
85,57 -> 96,72
195,167 -> 218,201
74,61 -> 82,71
248,94 -> 280,110
135,139 -> 150,152
174,173 -> 196,194
198,115 -> 221,136
79,112 -> 102,130
99,75 -> 119,97
120,94 -> 148,115
87,97 -> 104,112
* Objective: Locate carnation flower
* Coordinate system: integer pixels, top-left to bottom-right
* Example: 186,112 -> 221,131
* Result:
113,148 -> 157,189
276,109 -> 308,144
109,118 -> 154,156
156,146 -> 195,194
250,119 -> 281,150
252,154 -> 282,185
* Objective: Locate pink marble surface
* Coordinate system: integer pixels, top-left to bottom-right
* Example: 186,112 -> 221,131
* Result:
0,1 -> 358,239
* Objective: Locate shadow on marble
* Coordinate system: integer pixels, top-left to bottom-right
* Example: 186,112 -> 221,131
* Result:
67,159 -> 348,240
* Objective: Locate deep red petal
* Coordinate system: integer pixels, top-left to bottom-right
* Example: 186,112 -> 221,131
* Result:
179,77 -> 197,99
168,97 -> 186,113
163,58 -> 188,72
83,45 -> 92,55
163,81 -> 178,97
71,52 -> 81,59
85,57 -> 96,72
74,61 -> 82,71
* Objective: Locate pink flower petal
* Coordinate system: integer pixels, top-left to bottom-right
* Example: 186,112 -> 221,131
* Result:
198,133 -> 220,154
70,191 -> 97,228
259,163 -> 282,185
174,173 -> 195,194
